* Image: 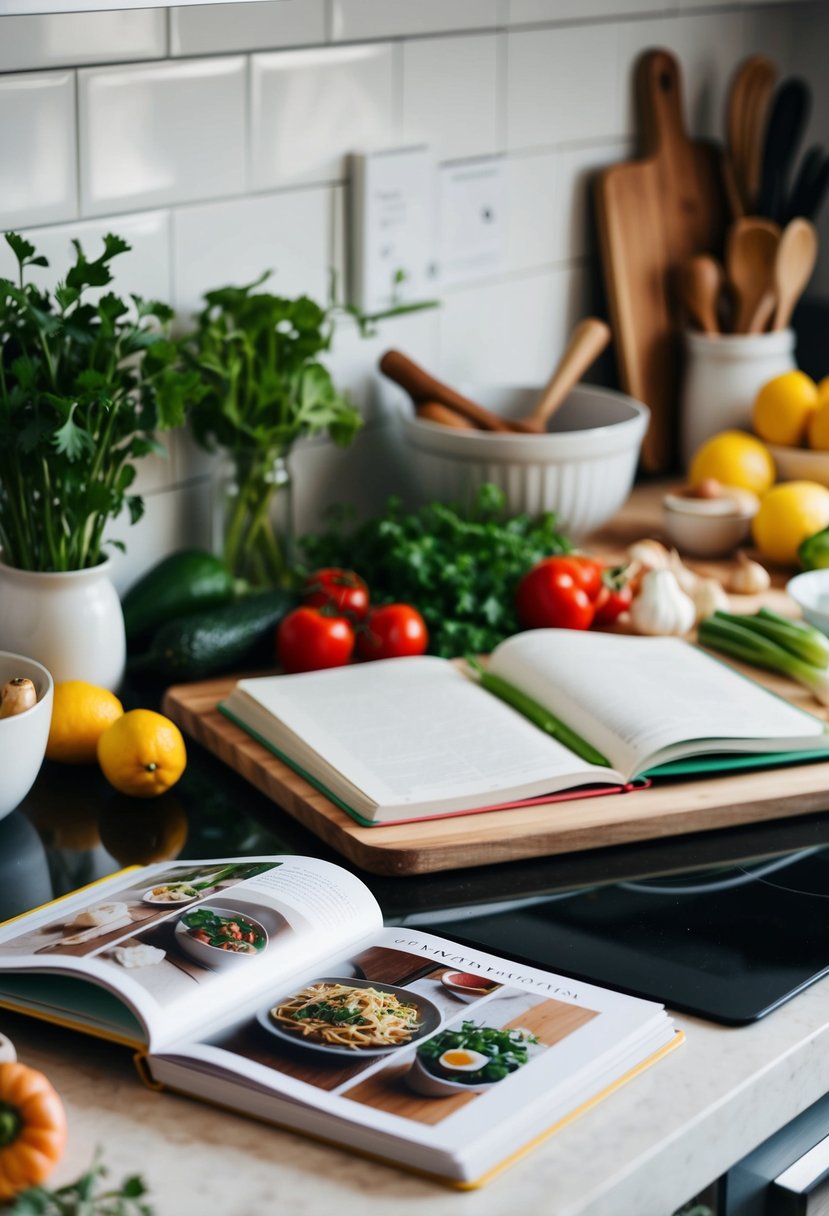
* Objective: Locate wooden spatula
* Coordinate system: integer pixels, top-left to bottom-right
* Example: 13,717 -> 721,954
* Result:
772,217 -> 818,331
725,217 -> 781,333
679,255 -> 725,335
516,318 -> 612,433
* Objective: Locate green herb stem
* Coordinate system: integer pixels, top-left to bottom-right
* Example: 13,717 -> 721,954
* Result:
467,657 -> 611,768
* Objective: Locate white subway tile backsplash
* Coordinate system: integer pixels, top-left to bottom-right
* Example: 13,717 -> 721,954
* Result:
331,0 -> 499,42
78,57 -> 246,217
0,71 -> 77,229
401,34 -> 500,162
506,0 -> 670,23
506,24 -> 619,151
555,140 -> 630,261
170,1 -> 325,57
616,11 -> 745,141
437,266 -> 588,387
172,186 -> 333,322
250,44 -> 395,190
0,11 -> 165,73
0,211 -> 172,310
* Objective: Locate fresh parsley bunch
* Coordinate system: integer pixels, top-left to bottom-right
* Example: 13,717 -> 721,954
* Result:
0,232 -> 198,572
299,484 -> 572,657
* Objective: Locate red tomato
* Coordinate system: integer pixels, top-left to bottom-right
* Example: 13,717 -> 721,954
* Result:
302,567 -> 370,621
555,555 -> 605,601
356,604 -> 429,662
592,569 -> 634,627
277,607 -> 355,673
515,558 -> 596,631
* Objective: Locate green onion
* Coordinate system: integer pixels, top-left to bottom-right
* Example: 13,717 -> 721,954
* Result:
698,611 -> 829,707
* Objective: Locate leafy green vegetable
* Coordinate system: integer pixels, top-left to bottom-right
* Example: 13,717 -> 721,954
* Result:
10,1152 -> 154,1215
299,484 -> 572,657
293,1001 -> 368,1027
418,1020 -> 538,1084
0,231 -> 199,571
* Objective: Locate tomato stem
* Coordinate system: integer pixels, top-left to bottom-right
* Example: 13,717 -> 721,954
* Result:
0,1102 -> 22,1147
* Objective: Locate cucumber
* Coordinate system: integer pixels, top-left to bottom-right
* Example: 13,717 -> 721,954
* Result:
128,589 -> 296,680
121,550 -> 236,645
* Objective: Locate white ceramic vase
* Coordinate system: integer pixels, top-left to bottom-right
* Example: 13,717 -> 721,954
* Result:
0,559 -> 126,691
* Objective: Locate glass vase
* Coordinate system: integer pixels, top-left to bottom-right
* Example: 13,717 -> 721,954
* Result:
213,447 -> 294,589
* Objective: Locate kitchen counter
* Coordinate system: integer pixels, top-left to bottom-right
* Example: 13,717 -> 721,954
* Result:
7,480 -> 829,1215
7,956 -> 829,1216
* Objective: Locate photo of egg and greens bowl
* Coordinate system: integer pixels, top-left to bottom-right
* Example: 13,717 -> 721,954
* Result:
415,1021 -> 538,1087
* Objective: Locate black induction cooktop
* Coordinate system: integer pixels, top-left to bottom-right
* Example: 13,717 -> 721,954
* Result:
416,845 -> 829,1025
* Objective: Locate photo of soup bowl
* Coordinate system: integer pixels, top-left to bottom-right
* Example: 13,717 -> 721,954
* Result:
174,904 -> 269,969
440,972 -> 501,1002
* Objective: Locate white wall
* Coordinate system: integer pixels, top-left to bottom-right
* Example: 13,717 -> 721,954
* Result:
0,0 -> 810,590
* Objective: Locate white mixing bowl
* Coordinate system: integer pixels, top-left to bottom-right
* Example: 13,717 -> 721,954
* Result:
398,384 -> 649,538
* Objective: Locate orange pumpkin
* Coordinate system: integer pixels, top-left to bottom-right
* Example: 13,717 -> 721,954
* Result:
0,1061 -> 67,1200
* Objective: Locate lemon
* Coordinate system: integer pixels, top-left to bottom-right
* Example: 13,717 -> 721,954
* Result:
688,430 -> 775,497
808,398 -> 829,450
819,376 -> 829,400
752,481 -> 829,566
752,370 -> 818,447
46,681 -> 124,764
97,709 -> 187,798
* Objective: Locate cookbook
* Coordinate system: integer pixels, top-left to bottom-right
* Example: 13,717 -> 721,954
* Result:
0,855 -> 681,1187
219,629 -> 829,825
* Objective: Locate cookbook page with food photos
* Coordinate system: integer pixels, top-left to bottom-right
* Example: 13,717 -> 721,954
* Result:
0,856 -> 383,1051
146,927 -> 680,1186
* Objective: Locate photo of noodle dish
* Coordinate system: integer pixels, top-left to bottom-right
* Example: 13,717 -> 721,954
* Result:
257,977 -> 443,1057
174,905 -> 268,969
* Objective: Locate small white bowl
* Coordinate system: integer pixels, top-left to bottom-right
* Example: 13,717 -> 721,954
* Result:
405,1053 -> 501,1096
396,384 -> 649,539
786,570 -> 829,635
769,445 -> 829,488
662,497 -> 756,558
0,652 -> 53,822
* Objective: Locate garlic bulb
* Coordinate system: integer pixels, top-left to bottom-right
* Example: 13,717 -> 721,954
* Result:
627,539 -> 670,571
727,551 -> 771,595
667,548 -> 701,595
691,577 -> 729,623
629,569 -> 696,637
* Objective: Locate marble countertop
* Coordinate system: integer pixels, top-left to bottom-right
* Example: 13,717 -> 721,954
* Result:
10,964 -> 829,1216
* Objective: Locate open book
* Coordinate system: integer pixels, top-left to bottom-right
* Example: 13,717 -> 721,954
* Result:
0,855 -> 680,1188
219,629 -> 829,825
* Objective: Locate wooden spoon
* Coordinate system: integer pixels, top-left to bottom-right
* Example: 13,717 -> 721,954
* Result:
725,55 -> 775,214
725,217 -> 781,333
679,255 -> 725,335
741,58 -> 777,212
379,350 -> 516,432
416,401 -> 477,429
516,318 -> 611,433
772,217 -> 818,330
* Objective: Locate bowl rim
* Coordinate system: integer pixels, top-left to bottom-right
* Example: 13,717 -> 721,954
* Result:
399,383 -> 650,454
0,652 -> 54,716
786,569 -> 829,614
174,903 -> 270,957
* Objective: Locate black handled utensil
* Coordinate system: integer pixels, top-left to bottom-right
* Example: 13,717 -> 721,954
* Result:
784,144 -> 826,221
800,155 -> 829,222
757,77 -> 811,222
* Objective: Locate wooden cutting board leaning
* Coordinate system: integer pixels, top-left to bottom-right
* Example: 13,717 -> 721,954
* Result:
595,49 -> 732,474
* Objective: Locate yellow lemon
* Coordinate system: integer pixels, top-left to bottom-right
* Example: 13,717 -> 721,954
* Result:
752,481 -> 829,566
818,376 -> 829,404
752,370 -> 818,447
688,430 -> 775,497
808,398 -> 829,450
97,709 -> 187,798
46,681 -> 124,764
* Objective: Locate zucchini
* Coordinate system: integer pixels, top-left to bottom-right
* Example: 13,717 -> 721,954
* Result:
128,589 -> 296,680
121,550 -> 236,645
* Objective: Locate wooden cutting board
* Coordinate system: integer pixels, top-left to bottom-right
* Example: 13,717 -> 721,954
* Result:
595,49 -> 731,473
162,670 -> 829,878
